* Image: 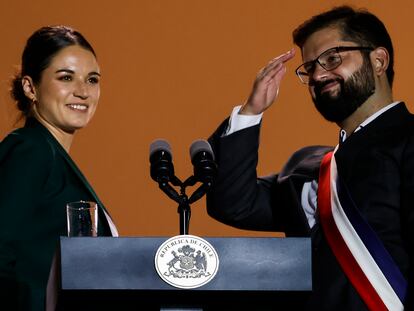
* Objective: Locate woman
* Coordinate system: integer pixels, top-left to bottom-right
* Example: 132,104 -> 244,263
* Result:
0,26 -> 118,310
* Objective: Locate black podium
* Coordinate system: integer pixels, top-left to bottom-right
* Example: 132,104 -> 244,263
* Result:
47,237 -> 311,310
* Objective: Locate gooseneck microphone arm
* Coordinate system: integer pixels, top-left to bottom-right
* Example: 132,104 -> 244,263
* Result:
149,139 -> 216,235
158,180 -> 191,235
188,182 -> 212,204
157,180 -> 181,203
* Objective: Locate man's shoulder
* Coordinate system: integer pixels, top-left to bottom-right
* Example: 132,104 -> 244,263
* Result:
279,145 -> 333,180
287,145 -> 334,168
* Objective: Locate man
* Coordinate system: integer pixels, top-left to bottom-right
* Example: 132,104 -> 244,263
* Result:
207,6 -> 413,310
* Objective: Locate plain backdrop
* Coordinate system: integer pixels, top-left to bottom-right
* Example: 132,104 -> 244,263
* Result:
0,0 -> 413,237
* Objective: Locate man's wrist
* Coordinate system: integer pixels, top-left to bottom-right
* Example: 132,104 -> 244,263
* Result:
224,105 -> 263,136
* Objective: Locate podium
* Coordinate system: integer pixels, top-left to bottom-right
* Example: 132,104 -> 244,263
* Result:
47,237 -> 311,310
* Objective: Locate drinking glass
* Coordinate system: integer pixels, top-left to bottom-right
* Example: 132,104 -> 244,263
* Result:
66,201 -> 98,237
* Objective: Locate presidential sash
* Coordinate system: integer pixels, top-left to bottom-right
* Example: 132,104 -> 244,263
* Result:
318,150 -> 407,311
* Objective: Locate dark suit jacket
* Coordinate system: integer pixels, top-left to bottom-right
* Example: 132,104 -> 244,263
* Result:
0,118 -> 114,310
207,102 -> 414,310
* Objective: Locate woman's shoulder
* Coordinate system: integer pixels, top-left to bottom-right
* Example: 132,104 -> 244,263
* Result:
0,126 -> 54,163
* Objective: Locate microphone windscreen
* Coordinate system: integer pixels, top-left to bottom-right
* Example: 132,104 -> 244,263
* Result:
149,139 -> 172,158
189,139 -> 214,161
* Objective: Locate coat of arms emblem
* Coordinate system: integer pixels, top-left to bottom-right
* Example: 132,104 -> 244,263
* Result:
155,235 -> 219,289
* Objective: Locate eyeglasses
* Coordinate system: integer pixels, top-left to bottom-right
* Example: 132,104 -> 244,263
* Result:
295,46 -> 373,84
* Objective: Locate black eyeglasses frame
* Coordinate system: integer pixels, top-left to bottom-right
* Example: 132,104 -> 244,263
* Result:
295,46 -> 374,84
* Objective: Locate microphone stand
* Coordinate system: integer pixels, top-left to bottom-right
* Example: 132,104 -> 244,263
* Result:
158,175 -> 210,235
178,191 -> 190,235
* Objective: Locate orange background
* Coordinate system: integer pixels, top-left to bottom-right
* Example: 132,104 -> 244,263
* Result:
0,0 -> 413,237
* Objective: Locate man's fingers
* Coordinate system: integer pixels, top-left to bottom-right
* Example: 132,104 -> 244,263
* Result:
258,63 -> 280,80
268,48 -> 296,66
272,64 -> 287,85
258,49 -> 295,80
260,62 -> 285,83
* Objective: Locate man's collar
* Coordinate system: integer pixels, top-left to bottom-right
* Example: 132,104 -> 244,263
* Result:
339,101 -> 401,143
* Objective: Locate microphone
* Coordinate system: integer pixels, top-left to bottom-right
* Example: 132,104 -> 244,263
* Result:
189,139 -> 217,185
149,139 -> 175,184
149,139 -> 182,202
149,139 -> 217,233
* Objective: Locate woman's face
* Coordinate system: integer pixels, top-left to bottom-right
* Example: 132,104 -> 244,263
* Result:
32,45 -> 101,133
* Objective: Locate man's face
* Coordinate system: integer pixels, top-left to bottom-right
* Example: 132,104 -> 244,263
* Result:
301,27 -> 375,123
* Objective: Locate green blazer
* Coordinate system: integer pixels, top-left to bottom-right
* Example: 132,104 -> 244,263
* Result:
0,118 -> 114,310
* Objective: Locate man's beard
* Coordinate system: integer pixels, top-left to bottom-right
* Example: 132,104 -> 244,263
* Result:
311,57 -> 375,123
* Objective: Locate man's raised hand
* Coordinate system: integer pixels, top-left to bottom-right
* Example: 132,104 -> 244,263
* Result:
240,48 -> 296,115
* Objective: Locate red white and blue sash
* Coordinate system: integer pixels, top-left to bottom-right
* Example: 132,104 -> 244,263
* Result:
318,150 -> 407,311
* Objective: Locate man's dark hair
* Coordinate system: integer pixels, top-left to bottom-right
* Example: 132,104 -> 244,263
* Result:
292,6 -> 394,87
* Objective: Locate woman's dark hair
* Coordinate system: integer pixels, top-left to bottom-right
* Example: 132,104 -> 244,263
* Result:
11,25 -> 96,117
292,6 -> 394,87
